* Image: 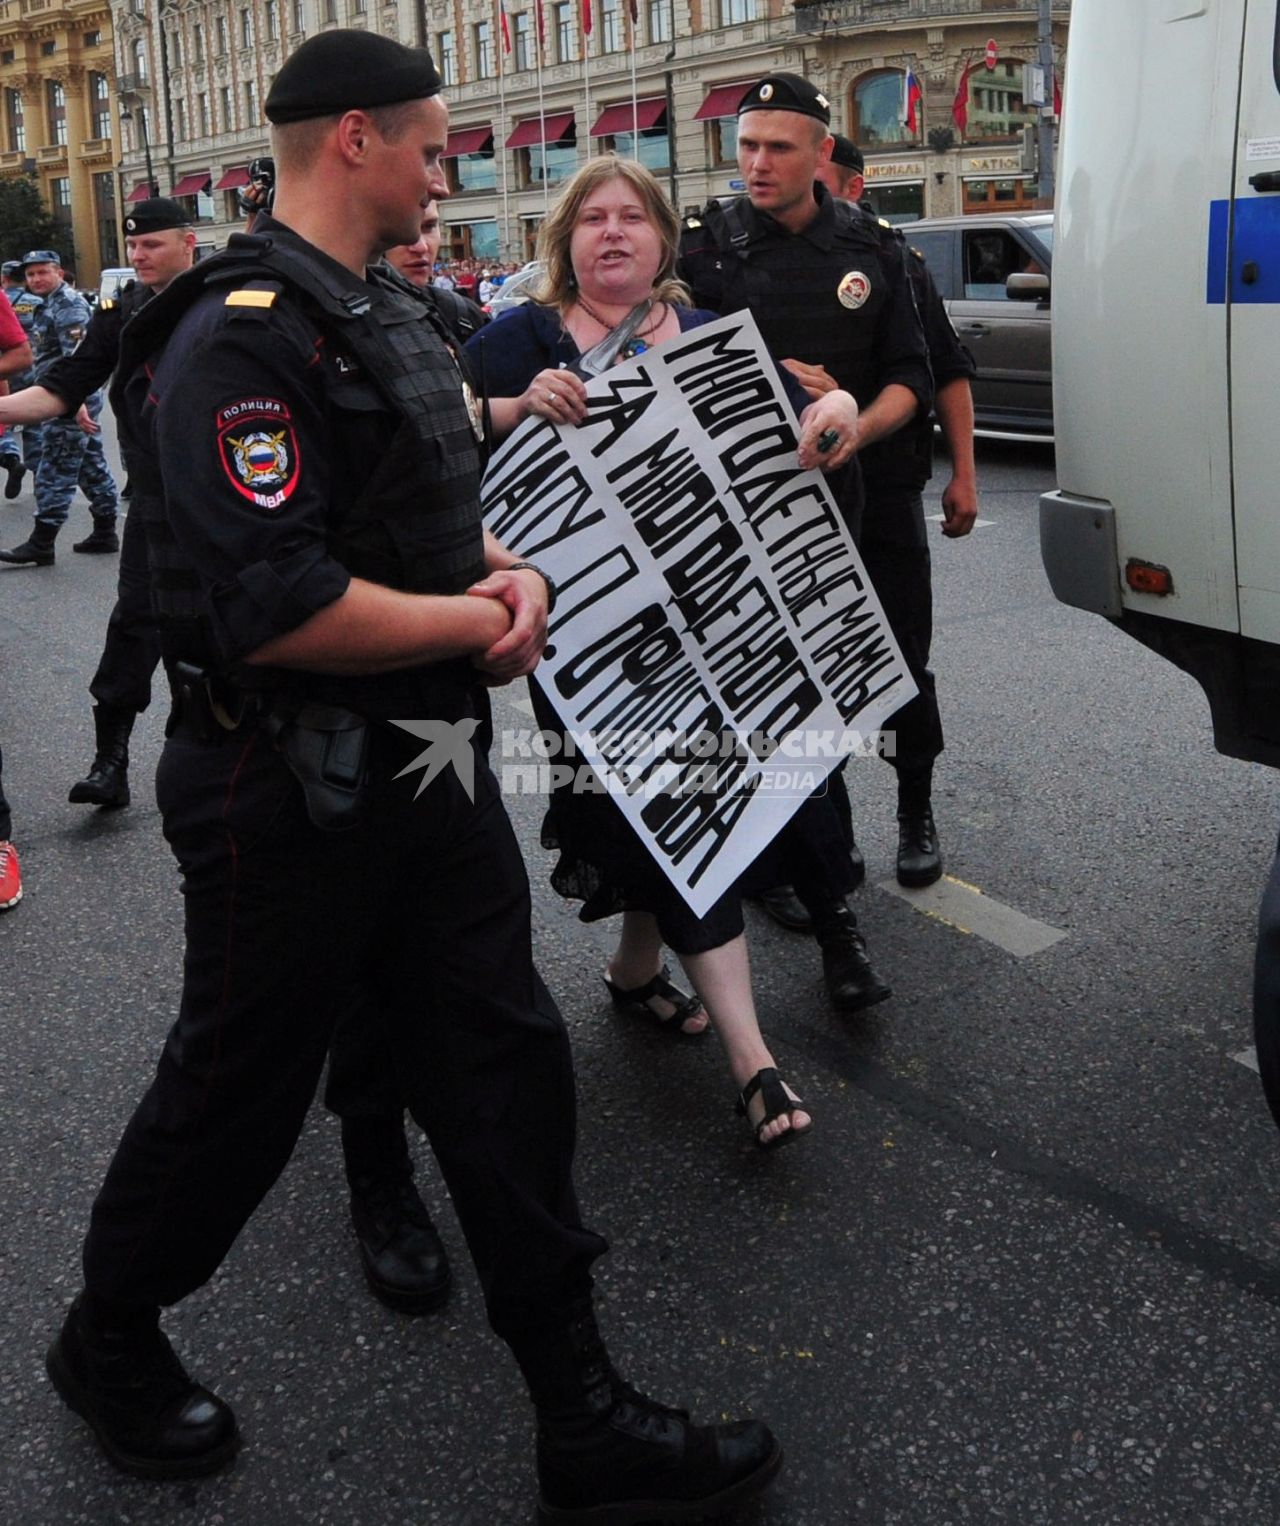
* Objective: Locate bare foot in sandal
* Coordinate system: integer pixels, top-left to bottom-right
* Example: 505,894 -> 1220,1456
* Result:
603,962 -> 711,1037
736,1067 -> 811,1149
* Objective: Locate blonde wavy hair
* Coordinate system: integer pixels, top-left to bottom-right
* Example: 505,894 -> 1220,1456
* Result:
532,154 -> 691,312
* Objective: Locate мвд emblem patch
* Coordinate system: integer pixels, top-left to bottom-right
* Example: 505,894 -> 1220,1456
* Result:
217,398 -> 300,510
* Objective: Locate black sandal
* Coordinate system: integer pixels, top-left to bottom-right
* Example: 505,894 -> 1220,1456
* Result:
603,964 -> 708,1038
736,1067 -> 812,1150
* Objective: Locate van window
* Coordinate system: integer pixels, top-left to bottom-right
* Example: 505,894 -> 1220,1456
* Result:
962,229 -> 1044,299
908,231 -> 955,298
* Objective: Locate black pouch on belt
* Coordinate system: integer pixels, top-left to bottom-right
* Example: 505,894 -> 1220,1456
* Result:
263,700 -> 370,832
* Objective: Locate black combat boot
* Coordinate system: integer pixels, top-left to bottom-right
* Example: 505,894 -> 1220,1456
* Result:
809,897 -> 892,1012
513,1302 -> 782,1524
73,520 -> 121,553
2,456 -> 23,499
68,706 -> 134,808
749,884 -> 812,931
45,1294 -> 239,1479
0,520 -> 58,565
342,1115 -> 451,1314
896,768 -> 942,888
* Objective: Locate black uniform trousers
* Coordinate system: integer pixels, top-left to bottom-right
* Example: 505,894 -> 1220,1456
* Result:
87,502 -> 162,716
859,485 -> 944,778
82,720 -> 606,1341
1254,828 -> 1280,1133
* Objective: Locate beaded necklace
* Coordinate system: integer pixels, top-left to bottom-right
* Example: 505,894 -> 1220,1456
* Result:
572,295 -> 667,360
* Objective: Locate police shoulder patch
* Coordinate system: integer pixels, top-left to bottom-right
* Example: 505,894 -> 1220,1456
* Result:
217,397 -> 301,511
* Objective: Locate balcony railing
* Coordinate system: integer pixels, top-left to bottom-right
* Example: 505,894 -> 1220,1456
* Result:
35,142 -> 68,164
116,73 -> 152,95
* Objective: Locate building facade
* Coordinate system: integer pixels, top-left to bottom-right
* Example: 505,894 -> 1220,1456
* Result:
111,0 -> 1068,261
0,0 -> 121,285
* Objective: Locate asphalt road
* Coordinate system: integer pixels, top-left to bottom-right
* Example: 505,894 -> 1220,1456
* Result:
2,425 -> 1279,1526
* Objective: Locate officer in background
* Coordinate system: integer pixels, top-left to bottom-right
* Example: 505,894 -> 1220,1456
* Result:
814,134 -> 978,888
0,200 -> 195,807
0,250 -> 118,565
678,73 -> 933,1014
382,196 -> 488,340
1,258 -> 42,498
44,33 -> 780,1524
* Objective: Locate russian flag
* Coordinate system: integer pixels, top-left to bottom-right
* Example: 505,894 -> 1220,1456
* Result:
903,69 -> 923,134
498,0 -> 512,55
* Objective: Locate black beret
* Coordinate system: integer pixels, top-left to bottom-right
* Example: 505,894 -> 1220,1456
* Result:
738,73 -> 831,126
829,134 -> 864,174
265,31 -> 441,124
123,198 -> 189,235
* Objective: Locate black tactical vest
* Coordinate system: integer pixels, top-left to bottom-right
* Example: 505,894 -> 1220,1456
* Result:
679,195 -> 895,409
112,230 -> 489,700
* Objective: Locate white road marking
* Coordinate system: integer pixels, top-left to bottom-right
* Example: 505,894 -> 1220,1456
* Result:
1231,1048 -> 1261,1074
877,873 -> 1067,958
926,514 -> 995,528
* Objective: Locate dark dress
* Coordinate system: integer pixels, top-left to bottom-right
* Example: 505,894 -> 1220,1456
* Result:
466,302 -> 857,952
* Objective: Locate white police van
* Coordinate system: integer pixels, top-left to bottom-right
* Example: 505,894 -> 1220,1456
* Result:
1039,0 -> 1280,768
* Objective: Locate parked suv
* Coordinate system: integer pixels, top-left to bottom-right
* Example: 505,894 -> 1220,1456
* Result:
905,212 -> 1054,440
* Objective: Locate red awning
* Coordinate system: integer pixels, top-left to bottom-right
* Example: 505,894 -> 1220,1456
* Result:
505,111 -> 575,149
126,181 -> 157,203
171,171 -> 211,197
213,165 -> 250,190
443,126 -> 494,158
590,98 -> 666,138
693,81 -> 752,121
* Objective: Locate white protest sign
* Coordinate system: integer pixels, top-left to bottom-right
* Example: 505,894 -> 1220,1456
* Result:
483,310 -> 916,917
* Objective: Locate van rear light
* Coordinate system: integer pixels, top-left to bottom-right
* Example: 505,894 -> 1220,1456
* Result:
1124,559 -> 1174,596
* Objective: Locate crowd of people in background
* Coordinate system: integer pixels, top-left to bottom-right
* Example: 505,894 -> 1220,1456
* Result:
430,257 -> 526,304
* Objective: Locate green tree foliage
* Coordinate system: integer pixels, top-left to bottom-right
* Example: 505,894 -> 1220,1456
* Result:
0,174 -> 69,267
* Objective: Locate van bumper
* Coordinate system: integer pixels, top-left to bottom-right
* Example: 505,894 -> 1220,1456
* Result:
1039,490 -> 1123,618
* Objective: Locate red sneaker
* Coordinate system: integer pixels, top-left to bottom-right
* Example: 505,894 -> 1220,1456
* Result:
0,840 -> 21,910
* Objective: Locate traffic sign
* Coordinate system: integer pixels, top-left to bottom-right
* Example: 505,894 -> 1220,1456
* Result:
728,178 -> 745,191
985,38 -> 999,69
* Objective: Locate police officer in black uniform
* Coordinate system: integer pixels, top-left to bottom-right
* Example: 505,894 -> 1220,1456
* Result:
816,135 -> 979,890
44,34 -> 780,1523
0,200 -> 195,809
678,73 -> 933,1013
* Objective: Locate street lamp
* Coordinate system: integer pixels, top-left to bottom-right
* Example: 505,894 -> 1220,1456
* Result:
119,104 -> 155,197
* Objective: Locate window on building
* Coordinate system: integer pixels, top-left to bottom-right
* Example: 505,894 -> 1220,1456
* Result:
606,121 -> 670,172
41,40 -> 55,56
850,68 -> 920,147
961,176 -> 1039,213
353,0 -> 366,13
0,49 -> 12,65
244,79 -> 260,123
174,97 -> 189,140
215,15 -> 228,53
194,23 -> 205,61
220,85 -> 233,131
292,0 -> 305,31
50,176 -> 72,226
438,31 -> 456,85
4,89 -> 25,154
90,72 -> 111,139
83,30 -> 101,46
717,0 -> 757,22
450,147 -> 497,193
958,58 -> 1036,141
862,181 -> 925,225
94,171 -> 119,272
458,219 -> 499,260
198,92 -> 210,135
601,0 -> 622,51
46,81 -> 68,147
513,13 -> 532,70
239,8 -> 252,46
169,29 -> 182,66
475,21 -> 494,78
133,38 -> 148,82
520,136 -> 577,188
709,115 -> 738,166
647,0 -> 672,43
323,0 -> 337,23
554,2 -> 577,62
265,0 -> 279,38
